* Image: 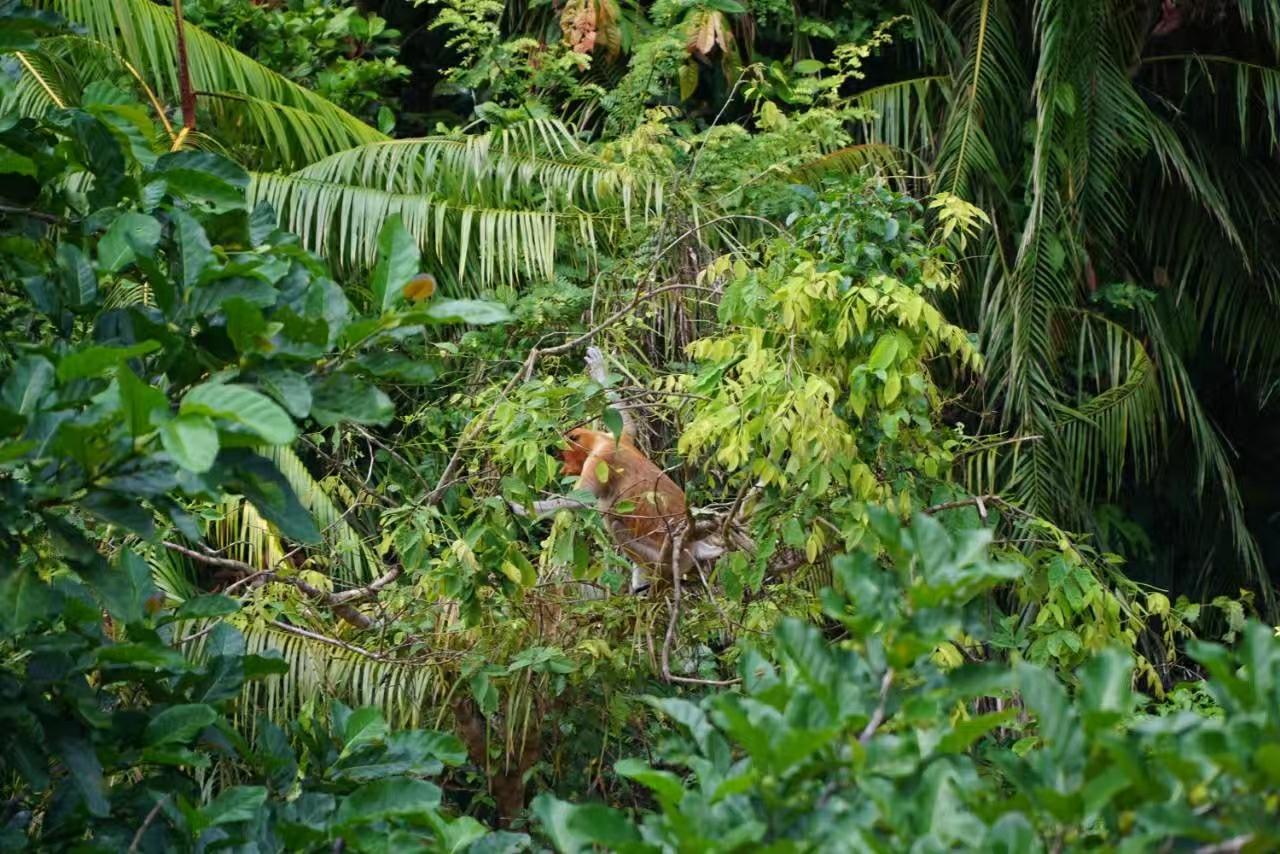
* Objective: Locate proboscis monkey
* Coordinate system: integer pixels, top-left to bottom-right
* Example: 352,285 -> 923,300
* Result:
509,348 -> 727,592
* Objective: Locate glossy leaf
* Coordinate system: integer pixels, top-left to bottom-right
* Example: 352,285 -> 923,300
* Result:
181,383 -> 297,445
146,703 -> 219,746
159,412 -> 220,473
369,214 -> 420,313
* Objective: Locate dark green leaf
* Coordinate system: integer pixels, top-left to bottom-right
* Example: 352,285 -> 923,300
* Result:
224,298 -> 268,355
199,786 -> 268,827
95,643 -> 191,671
171,209 -> 214,294
49,730 -> 110,817
0,356 -> 54,415
602,407 -> 624,442
333,778 -> 442,828
181,383 -> 297,445
213,449 -> 320,543
310,374 -> 394,427
159,412 -> 220,473
56,243 -> 97,307
145,703 -> 219,746
172,595 -> 240,621
154,150 -> 249,213
260,368 -> 312,419
529,794 -> 640,854
117,364 -> 166,438
369,214 -> 420,313
98,212 -> 161,273
0,566 -> 55,633
56,341 -> 160,381
353,351 -> 440,385
81,491 -> 156,538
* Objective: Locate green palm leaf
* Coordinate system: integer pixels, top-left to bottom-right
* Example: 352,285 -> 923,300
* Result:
36,0 -> 382,166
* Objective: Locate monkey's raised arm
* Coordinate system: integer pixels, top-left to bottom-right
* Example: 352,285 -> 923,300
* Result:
585,346 -> 637,445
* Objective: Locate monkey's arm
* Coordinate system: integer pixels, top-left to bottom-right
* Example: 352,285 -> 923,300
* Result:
585,346 -> 637,444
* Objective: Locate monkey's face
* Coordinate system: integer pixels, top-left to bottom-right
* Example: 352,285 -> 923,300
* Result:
560,428 -> 593,476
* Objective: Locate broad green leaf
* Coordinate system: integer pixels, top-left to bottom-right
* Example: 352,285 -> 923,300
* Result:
181,383 -> 297,445
1,356 -> 54,415
421,299 -> 513,325
602,407 -> 624,441
223,298 -> 268,355
936,709 -> 1018,755
172,595 -> 240,621
370,214 -> 420,312
171,209 -> 214,293
98,212 -> 161,272
56,243 -> 97,307
341,707 -> 390,756
214,449 -> 320,543
0,566 -> 55,633
309,375 -> 394,427
260,368 -> 312,418
118,364 -> 166,438
95,642 -> 192,671
91,549 -> 158,625
333,778 -> 442,828
56,341 -> 160,381
145,703 -> 219,746
614,758 -> 686,808
868,334 -> 897,370
0,145 -> 36,176
353,351 -> 439,385
883,371 -> 901,405
529,794 -> 640,854
159,412 -> 219,473
154,150 -> 249,213
199,786 -> 268,827
82,489 -> 156,536
50,732 -> 109,817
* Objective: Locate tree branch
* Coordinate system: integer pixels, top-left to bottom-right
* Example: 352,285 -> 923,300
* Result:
161,541 -> 398,630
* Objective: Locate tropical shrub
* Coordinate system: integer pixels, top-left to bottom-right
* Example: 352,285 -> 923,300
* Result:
0,37 -> 518,849
535,512 -> 1280,854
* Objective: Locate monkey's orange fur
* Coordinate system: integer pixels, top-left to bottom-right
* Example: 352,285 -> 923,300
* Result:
558,427 -> 695,584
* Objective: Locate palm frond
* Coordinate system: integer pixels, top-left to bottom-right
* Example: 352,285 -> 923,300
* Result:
250,172 -> 608,292
786,143 -> 914,184
848,76 -> 946,159
290,135 -> 657,216
1139,299 -> 1269,607
264,445 -> 381,585
1055,311 -> 1165,498
38,0 -> 382,167
934,0 -> 1025,201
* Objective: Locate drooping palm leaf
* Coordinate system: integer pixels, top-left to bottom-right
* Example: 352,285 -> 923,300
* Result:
248,122 -> 660,290
35,0 -> 383,167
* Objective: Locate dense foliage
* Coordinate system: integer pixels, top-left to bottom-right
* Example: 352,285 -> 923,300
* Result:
2,0 -> 1279,851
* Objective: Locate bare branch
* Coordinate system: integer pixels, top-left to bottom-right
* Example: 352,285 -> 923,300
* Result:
859,669 -> 895,744
127,794 -> 170,854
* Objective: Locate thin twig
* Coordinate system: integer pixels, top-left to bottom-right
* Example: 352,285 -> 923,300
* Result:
0,204 -> 61,224
161,541 -> 398,630
127,794 -> 170,853
1193,837 -> 1254,854
922,495 -> 1000,515
859,669 -> 895,745
353,424 -> 434,496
